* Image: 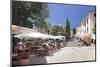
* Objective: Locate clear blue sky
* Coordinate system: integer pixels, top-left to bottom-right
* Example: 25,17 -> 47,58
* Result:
47,3 -> 96,29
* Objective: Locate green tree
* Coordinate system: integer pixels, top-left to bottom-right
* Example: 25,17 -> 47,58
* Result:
65,18 -> 70,40
51,25 -> 64,35
72,28 -> 76,35
46,23 -> 52,34
40,21 -> 51,33
12,1 -> 49,28
92,23 -> 96,34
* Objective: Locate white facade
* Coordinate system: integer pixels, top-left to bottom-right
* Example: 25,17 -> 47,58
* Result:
76,11 -> 96,40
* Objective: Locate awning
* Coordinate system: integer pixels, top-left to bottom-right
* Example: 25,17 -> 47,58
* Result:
12,25 -> 37,34
14,32 -> 54,39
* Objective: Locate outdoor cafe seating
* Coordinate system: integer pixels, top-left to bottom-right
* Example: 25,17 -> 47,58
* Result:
12,31 -> 65,65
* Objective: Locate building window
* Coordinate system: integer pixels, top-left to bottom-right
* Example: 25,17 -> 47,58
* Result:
94,13 -> 96,23
94,13 -> 96,17
87,19 -> 88,24
87,27 -> 88,33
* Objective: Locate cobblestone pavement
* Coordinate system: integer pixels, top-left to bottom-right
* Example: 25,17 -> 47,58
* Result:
29,39 -> 95,64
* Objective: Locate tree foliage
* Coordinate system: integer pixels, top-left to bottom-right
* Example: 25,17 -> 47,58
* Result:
12,1 -> 49,28
51,25 -> 64,35
72,28 -> 76,34
92,23 -> 96,34
65,18 -> 70,39
40,21 -> 51,33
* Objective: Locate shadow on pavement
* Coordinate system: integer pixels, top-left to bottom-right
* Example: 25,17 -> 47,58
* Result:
29,55 -> 47,65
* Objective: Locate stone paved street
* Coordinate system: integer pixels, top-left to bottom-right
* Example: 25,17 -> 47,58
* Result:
46,46 -> 95,64
29,39 -> 95,64
65,39 -> 79,47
